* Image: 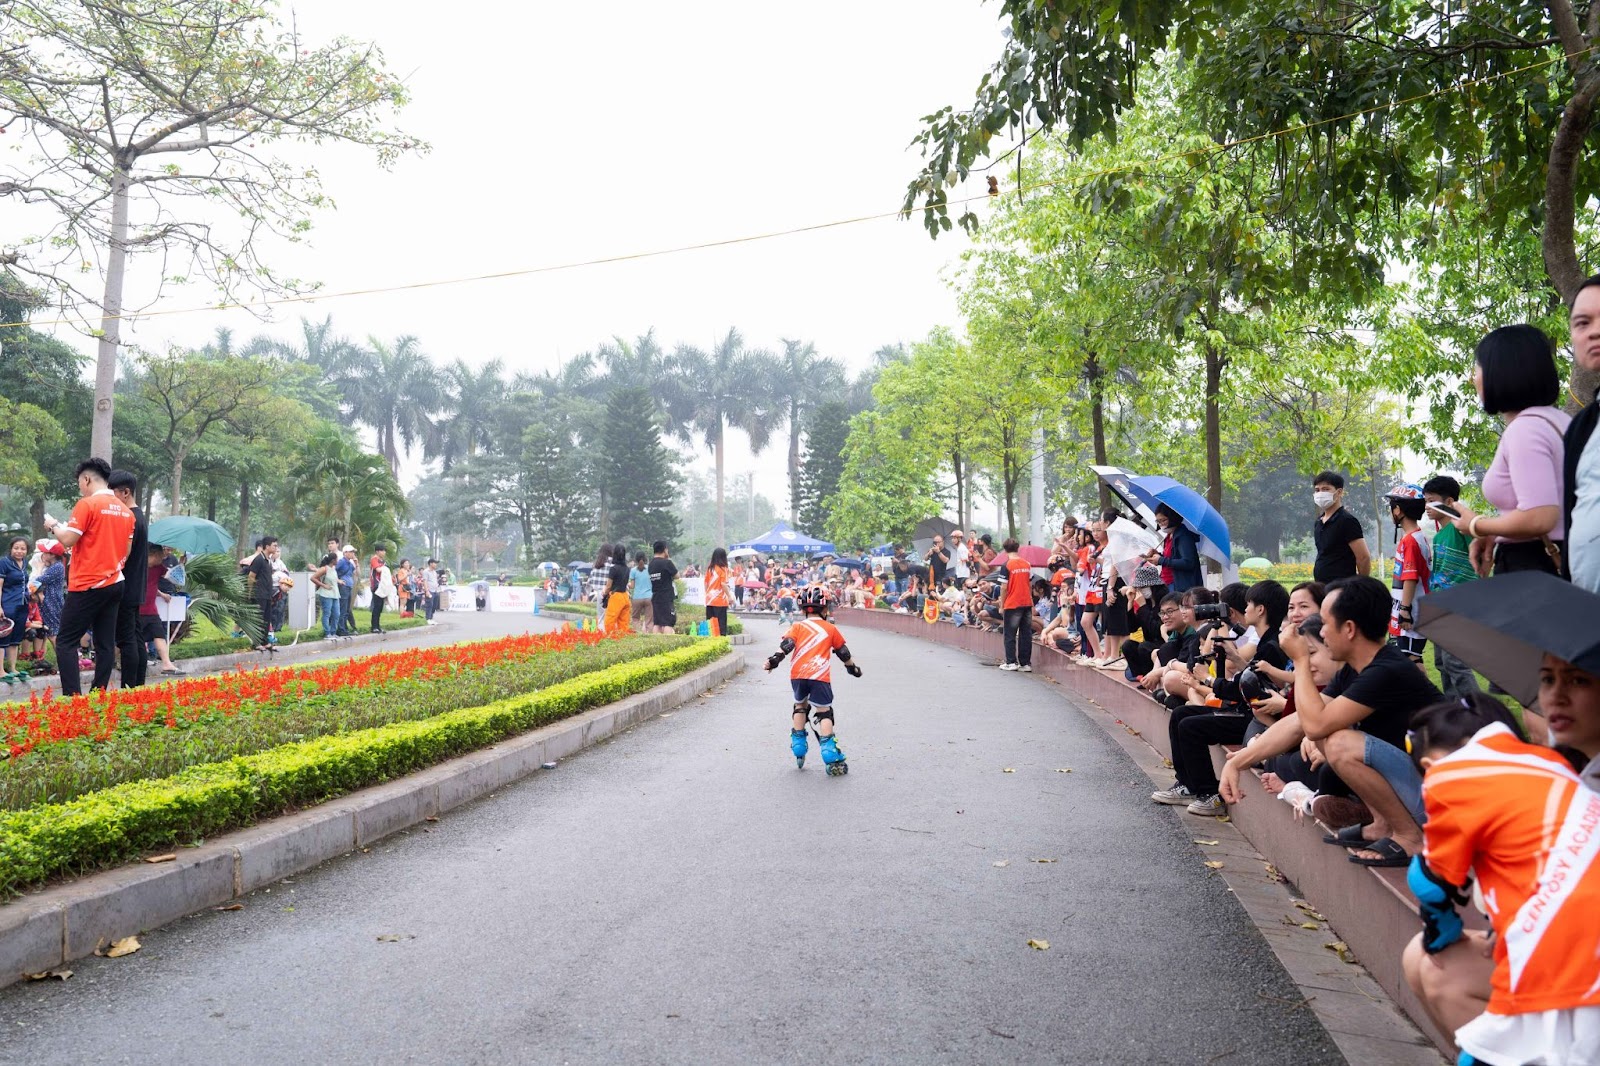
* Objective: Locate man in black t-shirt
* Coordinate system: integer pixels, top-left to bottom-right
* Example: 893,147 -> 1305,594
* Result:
1288,576 -> 1442,867
924,535 -> 950,586
1311,470 -> 1371,583
647,540 -> 678,634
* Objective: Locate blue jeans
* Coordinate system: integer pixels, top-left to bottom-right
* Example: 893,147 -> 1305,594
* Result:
320,596 -> 341,635
1363,733 -> 1426,825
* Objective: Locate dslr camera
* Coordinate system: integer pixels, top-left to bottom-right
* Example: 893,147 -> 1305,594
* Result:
1192,602 -> 1230,623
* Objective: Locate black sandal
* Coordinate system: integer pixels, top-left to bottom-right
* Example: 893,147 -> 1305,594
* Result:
1347,837 -> 1411,868
1322,823 -> 1371,847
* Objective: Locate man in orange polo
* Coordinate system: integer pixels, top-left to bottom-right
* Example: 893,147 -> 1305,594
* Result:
45,457 -> 137,696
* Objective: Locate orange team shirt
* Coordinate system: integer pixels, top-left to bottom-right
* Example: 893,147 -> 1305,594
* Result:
785,617 -> 846,682
705,565 -> 730,607
1421,723 -> 1600,1016
63,489 -> 136,592
1001,556 -> 1033,611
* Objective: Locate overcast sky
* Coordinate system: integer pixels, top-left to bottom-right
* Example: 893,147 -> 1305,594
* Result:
22,1 -> 1011,499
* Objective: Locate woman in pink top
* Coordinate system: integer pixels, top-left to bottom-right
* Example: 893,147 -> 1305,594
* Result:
1452,325 -> 1572,576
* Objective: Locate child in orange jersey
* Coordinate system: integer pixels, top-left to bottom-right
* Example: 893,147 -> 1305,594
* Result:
1406,691 -> 1600,1066
763,585 -> 864,775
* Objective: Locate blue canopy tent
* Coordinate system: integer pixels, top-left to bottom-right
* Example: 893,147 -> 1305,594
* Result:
869,544 -> 896,557
731,520 -> 837,556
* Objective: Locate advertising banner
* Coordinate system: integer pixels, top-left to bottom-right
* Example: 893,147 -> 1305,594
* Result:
680,576 -> 705,607
488,585 -> 539,613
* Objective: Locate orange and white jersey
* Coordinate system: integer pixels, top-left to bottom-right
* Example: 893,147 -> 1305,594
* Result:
1422,723 -> 1600,1016
784,618 -> 846,682
705,565 -> 730,607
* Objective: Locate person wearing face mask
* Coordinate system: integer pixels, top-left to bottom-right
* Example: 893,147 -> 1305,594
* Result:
1312,471 -> 1371,583
1146,504 -> 1202,593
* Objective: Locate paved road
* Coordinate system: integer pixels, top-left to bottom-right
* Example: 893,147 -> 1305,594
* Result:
0,621 -> 1342,1065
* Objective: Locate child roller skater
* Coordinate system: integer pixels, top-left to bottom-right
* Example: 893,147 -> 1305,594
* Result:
763,586 -> 863,775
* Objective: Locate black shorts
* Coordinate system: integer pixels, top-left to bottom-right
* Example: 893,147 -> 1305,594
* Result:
139,616 -> 166,642
652,601 -> 676,628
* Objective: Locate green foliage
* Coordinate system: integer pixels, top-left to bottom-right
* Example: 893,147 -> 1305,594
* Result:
599,386 -> 682,553
796,401 -> 854,541
0,639 -> 729,894
281,424 -> 409,548
827,409 -> 942,548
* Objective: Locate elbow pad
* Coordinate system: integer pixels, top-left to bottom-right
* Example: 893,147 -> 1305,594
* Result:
1407,855 -> 1467,954
833,643 -> 853,662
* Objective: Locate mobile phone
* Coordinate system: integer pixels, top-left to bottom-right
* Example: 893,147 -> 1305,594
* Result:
1426,501 -> 1460,519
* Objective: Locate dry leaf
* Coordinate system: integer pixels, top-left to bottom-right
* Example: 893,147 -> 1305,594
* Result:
214,904 -> 243,912
1002,768 -> 1016,773
992,860 -> 1009,868
143,853 -> 177,864
1203,861 -> 1225,870
1161,758 -> 1174,769
104,936 -> 140,958
1029,858 -> 1058,864
424,816 -> 439,823
1299,922 -> 1320,930
1292,900 -> 1327,921
1193,839 -> 1219,846
1216,815 -> 1232,823
375,933 -> 415,943
1264,863 -> 1285,883
1324,941 -> 1357,964
25,969 -> 71,981
1055,768 -> 1073,773
1026,938 -> 1050,951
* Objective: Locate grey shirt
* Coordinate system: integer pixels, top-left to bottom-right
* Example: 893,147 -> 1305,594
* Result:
1571,426 -> 1600,594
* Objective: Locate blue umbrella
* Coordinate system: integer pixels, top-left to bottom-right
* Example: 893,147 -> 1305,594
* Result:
1125,476 -> 1233,572
831,558 -> 867,571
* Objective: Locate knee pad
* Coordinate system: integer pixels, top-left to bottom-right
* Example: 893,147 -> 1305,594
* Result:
792,700 -> 811,716
810,705 -> 834,725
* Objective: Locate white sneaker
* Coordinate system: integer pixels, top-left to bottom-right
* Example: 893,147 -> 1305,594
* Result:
1186,794 -> 1226,817
1151,784 -> 1193,805
1019,665 -> 1033,673
999,662 -> 1019,671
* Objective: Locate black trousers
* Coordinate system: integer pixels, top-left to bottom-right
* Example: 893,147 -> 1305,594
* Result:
1123,638 -> 1159,677
370,595 -> 385,632
253,596 -> 273,643
339,586 -> 356,634
1002,606 -> 1032,666
1169,704 -> 1250,796
58,583 -> 123,696
706,605 -> 729,635
117,597 -> 147,689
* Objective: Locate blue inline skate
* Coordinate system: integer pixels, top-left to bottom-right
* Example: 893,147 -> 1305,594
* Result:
819,734 -> 848,776
790,728 -> 809,768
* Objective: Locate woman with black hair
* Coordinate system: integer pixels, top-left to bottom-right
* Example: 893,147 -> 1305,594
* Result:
704,547 -> 731,636
1450,325 -> 1572,576
603,544 -> 632,634
1149,503 -> 1202,592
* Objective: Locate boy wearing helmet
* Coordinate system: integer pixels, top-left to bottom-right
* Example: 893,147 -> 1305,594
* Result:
1386,484 -> 1432,664
763,585 -> 864,775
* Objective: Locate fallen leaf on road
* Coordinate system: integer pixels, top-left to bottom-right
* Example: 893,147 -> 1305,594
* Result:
1299,922 -> 1320,930
1203,861 -> 1225,870
1002,768 -> 1015,773
1293,900 -> 1327,921
1193,839 -> 1219,846
1029,858 -> 1057,864
1264,863 -> 1284,883
1055,768 -> 1073,773
1324,941 -> 1357,964
214,904 -> 243,912
25,970 -> 71,981
1216,815 -> 1232,823
143,853 -> 176,864
102,936 -> 140,958
424,816 -> 438,823
659,712 -> 673,718
992,860 -> 1009,868
1161,758 -> 1174,768
375,933 -> 415,943
1026,939 -> 1050,950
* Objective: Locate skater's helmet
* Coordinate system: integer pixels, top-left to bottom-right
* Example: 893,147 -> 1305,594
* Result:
798,585 -> 829,615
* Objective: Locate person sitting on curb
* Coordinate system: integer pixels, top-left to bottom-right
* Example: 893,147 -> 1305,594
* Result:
1135,593 -> 1199,694
1286,576 -> 1444,867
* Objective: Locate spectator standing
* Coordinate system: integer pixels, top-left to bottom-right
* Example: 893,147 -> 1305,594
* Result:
424,559 -> 441,622
28,540 -> 65,662
0,536 -> 29,682
629,553 -> 653,628
1451,325 -> 1571,576
370,549 -> 394,633
1421,476 -> 1481,697
648,540 -> 678,634
1094,515 -> 1131,668
603,545 -> 632,634
269,541 -> 293,632
924,534 -> 950,588
140,542 -> 182,675
1312,471 -> 1371,582
998,537 -> 1034,672
313,551 -> 341,636
337,545 -> 358,635
394,558 -> 412,617
107,470 -> 149,688
890,548 -> 910,597
704,547 -> 731,636
1150,504 -> 1203,593
243,537 -> 277,646
44,458 -> 135,696
950,530 -> 970,584
1383,485 -> 1432,665
1565,275 -> 1600,593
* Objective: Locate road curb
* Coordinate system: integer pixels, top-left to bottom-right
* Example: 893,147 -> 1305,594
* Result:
0,651 -> 744,987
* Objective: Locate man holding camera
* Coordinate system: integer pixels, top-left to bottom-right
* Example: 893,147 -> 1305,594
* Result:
924,535 -> 950,588
1152,581 -> 1291,816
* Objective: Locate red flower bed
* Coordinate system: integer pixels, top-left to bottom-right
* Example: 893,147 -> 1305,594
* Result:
4,629 -> 613,760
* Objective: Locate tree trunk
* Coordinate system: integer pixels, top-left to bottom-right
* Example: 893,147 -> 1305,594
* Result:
952,448 -> 965,529
238,481 -> 251,552
1088,353 -> 1111,513
1542,55 -> 1600,410
788,405 -> 802,525
30,498 -> 45,540
206,489 -> 217,523
170,454 -> 186,517
91,162 -> 133,461
714,423 -> 726,546
1204,342 -> 1225,565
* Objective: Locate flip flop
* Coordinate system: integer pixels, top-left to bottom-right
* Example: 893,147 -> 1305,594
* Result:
1347,837 -> 1411,867
1322,823 -> 1371,847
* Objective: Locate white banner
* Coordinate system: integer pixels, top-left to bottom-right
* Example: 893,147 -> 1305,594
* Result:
680,576 -> 705,607
445,584 -> 478,611
488,586 -> 539,613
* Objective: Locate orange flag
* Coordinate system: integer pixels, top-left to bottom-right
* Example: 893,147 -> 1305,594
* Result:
923,595 -> 939,624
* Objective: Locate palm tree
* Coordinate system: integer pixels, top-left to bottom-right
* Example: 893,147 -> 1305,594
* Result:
269,315 -> 361,376
282,426 -> 411,547
430,357 -> 505,471
673,329 -> 778,545
179,551 -> 265,645
771,338 -> 844,525
596,329 -> 688,435
337,335 -> 436,477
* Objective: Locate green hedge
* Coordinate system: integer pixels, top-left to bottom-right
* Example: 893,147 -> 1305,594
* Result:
540,602 -> 596,617
0,639 -> 730,895
170,615 -> 428,661
542,599 -> 744,635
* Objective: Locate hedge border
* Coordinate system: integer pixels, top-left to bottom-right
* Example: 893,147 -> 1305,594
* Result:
540,599 -> 745,636
0,638 -> 731,896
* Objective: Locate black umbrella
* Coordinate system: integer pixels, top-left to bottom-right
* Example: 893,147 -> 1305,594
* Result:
1090,465 -> 1156,527
1416,572 -> 1600,705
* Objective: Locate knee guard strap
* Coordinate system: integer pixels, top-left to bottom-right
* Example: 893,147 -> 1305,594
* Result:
810,705 -> 834,725
793,700 -> 811,715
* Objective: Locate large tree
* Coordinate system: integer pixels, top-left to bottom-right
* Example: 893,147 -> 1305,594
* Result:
795,401 -> 854,543
771,338 -> 844,523
0,0 -> 420,460
673,329 -> 778,546
339,335 -> 437,476
597,386 -> 682,553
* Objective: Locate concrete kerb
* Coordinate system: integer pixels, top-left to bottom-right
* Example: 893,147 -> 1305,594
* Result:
0,650 -> 744,989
